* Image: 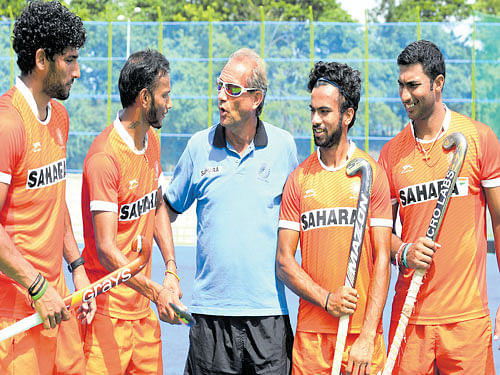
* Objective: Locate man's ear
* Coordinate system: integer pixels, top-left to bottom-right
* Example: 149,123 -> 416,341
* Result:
433,74 -> 445,93
343,107 -> 355,128
138,88 -> 150,108
35,48 -> 48,72
253,90 -> 263,111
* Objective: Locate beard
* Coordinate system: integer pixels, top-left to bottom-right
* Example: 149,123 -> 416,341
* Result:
43,64 -> 71,100
314,115 -> 343,148
145,95 -> 163,129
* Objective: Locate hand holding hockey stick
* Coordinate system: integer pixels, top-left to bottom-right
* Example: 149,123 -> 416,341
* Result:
331,158 -> 373,375
380,132 -> 468,375
0,235 -> 151,342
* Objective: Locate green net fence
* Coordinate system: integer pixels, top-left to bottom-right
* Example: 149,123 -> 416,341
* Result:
1,18 -> 499,173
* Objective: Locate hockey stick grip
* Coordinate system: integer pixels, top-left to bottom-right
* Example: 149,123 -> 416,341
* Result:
331,314 -> 349,374
0,236 -> 151,342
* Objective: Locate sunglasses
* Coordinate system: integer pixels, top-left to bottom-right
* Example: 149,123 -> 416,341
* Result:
216,77 -> 260,97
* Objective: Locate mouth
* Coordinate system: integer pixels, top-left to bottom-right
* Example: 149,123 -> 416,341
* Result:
313,127 -> 325,135
405,101 -> 417,111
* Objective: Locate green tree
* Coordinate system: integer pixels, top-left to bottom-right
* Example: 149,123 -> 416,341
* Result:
68,0 -> 352,22
370,0 -> 473,22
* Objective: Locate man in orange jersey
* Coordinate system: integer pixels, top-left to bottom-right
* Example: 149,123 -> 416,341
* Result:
277,61 -> 393,375
80,49 -> 184,375
379,40 -> 500,374
0,1 -> 96,374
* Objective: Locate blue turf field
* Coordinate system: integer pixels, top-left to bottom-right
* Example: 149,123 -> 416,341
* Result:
156,247 -> 500,374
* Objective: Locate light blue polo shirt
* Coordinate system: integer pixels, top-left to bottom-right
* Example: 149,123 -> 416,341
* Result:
165,120 -> 298,316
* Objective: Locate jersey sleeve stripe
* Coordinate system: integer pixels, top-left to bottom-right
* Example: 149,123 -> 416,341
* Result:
278,220 -> 300,231
90,200 -> 118,213
0,172 -> 12,184
481,177 -> 500,188
370,218 -> 393,228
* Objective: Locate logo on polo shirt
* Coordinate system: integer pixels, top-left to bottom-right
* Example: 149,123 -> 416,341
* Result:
301,207 -> 357,231
129,179 -> 139,190
26,158 -> 66,189
200,165 -> 222,177
399,177 -> 468,207
119,191 -> 157,221
258,162 -> 270,181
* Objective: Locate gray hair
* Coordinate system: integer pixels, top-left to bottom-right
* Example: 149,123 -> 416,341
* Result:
229,48 -> 267,116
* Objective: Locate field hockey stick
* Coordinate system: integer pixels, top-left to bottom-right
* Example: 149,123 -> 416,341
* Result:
169,302 -> 196,327
0,235 -> 151,342
380,132 -> 468,375
331,158 -> 373,375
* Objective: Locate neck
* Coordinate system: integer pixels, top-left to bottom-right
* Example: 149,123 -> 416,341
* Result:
224,116 -> 258,155
120,107 -> 149,150
413,103 -> 446,140
319,137 -> 350,169
19,75 -> 51,121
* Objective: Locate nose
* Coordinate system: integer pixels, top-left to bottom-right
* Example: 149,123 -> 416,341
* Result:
73,60 -> 81,79
167,96 -> 173,110
311,111 -> 321,126
217,87 -> 227,101
400,86 -> 411,103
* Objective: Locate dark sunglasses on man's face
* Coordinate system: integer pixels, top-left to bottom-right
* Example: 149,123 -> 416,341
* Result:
216,77 -> 260,97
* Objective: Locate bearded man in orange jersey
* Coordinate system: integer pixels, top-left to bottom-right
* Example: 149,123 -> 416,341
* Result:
0,1 -> 95,374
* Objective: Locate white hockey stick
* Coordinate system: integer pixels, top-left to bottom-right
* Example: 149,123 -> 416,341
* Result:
331,158 -> 373,375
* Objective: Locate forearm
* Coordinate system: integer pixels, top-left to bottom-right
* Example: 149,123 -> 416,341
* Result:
63,204 -> 82,263
0,226 -> 39,289
154,195 -> 176,266
97,240 -> 162,302
276,231 -> 329,310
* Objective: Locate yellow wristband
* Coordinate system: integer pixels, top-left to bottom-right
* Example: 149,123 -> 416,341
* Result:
165,270 -> 180,282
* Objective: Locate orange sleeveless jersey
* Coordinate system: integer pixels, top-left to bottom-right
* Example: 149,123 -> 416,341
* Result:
81,118 -> 162,320
379,110 -> 500,324
279,143 -> 392,334
0,86 -> 69,318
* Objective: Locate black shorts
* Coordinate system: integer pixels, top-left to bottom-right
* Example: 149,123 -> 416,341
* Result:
184,314 -> 293,375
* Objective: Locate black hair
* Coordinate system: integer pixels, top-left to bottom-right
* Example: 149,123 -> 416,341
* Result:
118,49 -> 170,108
13,1 -> 86,75
397,40 -> 446,83
308,61 -> 361,129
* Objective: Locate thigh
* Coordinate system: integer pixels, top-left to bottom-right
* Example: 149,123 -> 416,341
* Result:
184,314 -> 242,375
243,315 -> 293,375
128,309 -> 162,375
54,309 -> 85,374
82,312 -> 133,375
435,317 -> 495,375
292,331 -> 385,375
0,317 -> 57,375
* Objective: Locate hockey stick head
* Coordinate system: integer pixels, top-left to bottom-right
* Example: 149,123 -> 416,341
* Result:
346,157 -> 372,178
443,132 -> 468,171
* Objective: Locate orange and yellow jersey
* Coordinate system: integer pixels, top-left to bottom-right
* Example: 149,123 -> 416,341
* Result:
81,112 -> 162,320
279,142 -> 392,334
0,79 -> 70,319
379,107 -> 500,324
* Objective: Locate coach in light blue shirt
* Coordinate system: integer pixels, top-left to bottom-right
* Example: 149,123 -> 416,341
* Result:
164,48 -> 298,375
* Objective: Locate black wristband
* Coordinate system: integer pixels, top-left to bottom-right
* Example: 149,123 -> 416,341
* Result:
28,273 -> 43,295
67,257 -> 85,273
324,292 -> 331,312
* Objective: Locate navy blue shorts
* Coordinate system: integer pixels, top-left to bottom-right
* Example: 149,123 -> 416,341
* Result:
184,314 -> 293,375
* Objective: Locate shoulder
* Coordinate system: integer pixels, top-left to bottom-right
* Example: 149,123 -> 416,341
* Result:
263,121 -> 294,142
